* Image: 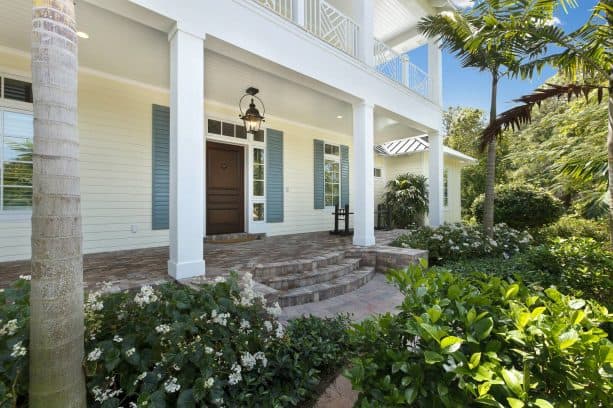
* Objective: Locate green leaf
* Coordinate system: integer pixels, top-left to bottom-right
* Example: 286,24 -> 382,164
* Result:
517,312 -> 531,329
571,309 -> 585,325
427,305 -> 443,323
477,381 -> 491,396
469,352 -> 481,369
404,387 -> 417,404
473,317 -> 494,341
441,336 -> 464,353
447,284 -> 461,300
534,399 -> 554,408
568,299 -> 586,310
504,284 -> 519,300
424,351 -> 445,364
506,397 -> 525,408
177,389 -> 196,408
502,368 -> 524,397
558,329 -> 579,350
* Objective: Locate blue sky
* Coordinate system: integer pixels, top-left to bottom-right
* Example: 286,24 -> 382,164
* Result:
408,0 -> 599,113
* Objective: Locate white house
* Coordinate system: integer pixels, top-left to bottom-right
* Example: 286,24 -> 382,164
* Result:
374,136 -> 476,223
0,0 -> 458,279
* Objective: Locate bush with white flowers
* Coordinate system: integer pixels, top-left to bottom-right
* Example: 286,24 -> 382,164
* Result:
0,273 -> 351,407
393,223 -> 533,265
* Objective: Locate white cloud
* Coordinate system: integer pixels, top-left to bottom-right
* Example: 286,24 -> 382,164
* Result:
452,0 -> 475,8
545,16 -> 562,26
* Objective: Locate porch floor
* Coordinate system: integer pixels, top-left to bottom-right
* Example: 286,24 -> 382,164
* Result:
0,230 -> 407,290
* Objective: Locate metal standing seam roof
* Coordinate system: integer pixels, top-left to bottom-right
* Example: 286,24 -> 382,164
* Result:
375,136 -> 477,163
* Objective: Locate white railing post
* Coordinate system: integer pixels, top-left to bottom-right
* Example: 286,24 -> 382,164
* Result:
428,39 -> 443,105
401,55 -> 409,87
355,0 -> 374,65
292,0 -> 305,26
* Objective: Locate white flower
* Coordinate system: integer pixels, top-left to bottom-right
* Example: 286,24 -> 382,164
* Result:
85,292 -> 104,312
113,335 -> 123,343
88,348 -> 102,361
134,285 -> 158,307
266,302 -> 282,317
0,319 -> 19,336
163,376 -> 181,393
254,351 -> 268,367
488,238 -> 498,247
125,347 -> 136,357
205,346 -> 214,354
204,377 -> 215,389
211,310 -> 230,326
214,276 -> 226,283
10,341 -> 27,358
155,324 -> 171,334
239,319 -> 251,332
129,403 -> 138,408
241,352 -> 257,371
228,363 -> 242,385
263,321 -> 273,332
275,323 -> 284,339
19,275 -> 31,281
432,234 -> 443,241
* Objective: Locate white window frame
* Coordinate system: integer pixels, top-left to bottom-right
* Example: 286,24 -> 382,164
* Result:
323,142 -> 341,209
0,72 -> 34,219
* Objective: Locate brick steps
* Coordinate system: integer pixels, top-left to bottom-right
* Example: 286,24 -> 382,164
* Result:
277,266 -> 375,307
262,258 -> 361,290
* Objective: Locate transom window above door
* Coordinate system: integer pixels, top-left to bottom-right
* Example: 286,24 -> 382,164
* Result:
208,118 -> 247,139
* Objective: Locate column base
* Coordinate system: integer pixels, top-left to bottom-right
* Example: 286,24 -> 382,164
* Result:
168,259 -> 205,280
353,234 -> 376,247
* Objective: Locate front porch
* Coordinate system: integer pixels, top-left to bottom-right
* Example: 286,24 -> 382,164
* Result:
0,230 -> 416,290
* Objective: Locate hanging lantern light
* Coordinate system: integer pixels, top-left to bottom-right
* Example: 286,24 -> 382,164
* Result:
239,87 -> 265,134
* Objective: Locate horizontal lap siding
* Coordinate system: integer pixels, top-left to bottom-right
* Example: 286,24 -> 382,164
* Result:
0,50 -> 169,261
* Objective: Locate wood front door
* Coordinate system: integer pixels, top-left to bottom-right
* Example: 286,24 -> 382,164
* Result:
206,141 -> 245,235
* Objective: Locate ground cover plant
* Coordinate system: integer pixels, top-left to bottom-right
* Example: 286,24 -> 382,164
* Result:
1,274 -> 352,407
346,262 -> 612,407
392,223 -> 533,265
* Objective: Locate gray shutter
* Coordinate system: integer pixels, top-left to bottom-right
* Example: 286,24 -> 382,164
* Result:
340,145 -> 350,207
152,104 -> 169,230
313,139 -> 325,209
266,129 -> 284,223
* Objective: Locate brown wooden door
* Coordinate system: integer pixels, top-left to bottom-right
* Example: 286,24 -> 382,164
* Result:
206,142 -> 245,235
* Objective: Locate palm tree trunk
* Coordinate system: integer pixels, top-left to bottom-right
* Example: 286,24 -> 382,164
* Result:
607,69 -> 613,250
30,1 -> 86,406
483,73 -> 498,238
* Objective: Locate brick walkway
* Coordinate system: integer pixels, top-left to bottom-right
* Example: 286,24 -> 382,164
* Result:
0,230 -> 407,290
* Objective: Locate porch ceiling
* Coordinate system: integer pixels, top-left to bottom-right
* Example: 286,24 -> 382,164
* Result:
0,0 -> 427,142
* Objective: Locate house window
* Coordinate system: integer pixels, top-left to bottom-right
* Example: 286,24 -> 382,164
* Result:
1,110 -> 33,211
374,168 -> 382,178
253,148 -> 265,196
444,169 -> 449,207
3,78 -> 33,103
324,143 -> 340,207
253,203 -> 264,221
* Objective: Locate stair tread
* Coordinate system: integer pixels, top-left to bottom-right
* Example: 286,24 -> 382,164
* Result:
279,266 -> 374,298
263,258 -> 360,284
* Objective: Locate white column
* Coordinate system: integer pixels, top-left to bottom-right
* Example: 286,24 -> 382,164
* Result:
355,0 -> 374,66
427,39 -> 443,105
352,101 -> 376,246
168,26 -> 205,280
428,131 -> 444,227
292,0 -> 305,26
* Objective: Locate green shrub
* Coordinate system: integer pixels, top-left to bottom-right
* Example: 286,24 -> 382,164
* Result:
383,173 -> 429,228
392,223 -> 533,265
472,184 -> 564,229
534,215 -> 609,244
1,274 -> 351,407
346,262 -> 613,407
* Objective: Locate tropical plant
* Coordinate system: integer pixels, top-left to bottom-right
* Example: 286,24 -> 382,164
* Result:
482,0 -> 613,246
418,0 -> 565,237
535,215 -> 609,243
30,0 -> 86,406
346,262 -> 613,407
383,173 -> 429,228
392,223 -> 532,265
471,184 -> 564,229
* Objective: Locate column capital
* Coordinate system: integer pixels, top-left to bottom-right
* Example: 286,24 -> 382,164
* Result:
353,100 -> 374,110
168,22 -> 205,43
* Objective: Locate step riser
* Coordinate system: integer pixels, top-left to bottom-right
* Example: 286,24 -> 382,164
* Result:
265,261 -> 360,290
278,268 -> 375,307
253,253 -> 345,280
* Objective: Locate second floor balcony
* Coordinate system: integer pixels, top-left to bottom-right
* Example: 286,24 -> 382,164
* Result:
253,0 -> 443,102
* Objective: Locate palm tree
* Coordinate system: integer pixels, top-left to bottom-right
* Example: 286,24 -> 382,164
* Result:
482,0 -> 612,245
417,1 -> 561,237
30,0 -> 86,406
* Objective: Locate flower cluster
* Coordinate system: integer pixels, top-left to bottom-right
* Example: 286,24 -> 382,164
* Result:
134,285 -> 158,307
393,223 -> 533,265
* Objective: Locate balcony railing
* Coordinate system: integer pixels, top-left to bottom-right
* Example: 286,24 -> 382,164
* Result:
254,0 -> 293,20
252,0 -> 433,100
305,0 -> 359,58
374,39 -> 431,99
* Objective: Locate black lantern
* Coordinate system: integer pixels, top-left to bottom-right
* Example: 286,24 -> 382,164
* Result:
239,87 -> 265,134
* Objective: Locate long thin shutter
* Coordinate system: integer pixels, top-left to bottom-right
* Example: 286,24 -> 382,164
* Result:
152,104 -> 169,230
313,139 -> 325,209
340,145 -> 349,207
266,129 -> 284,223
